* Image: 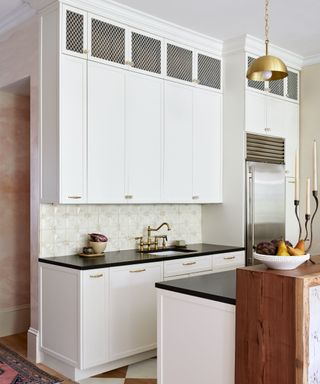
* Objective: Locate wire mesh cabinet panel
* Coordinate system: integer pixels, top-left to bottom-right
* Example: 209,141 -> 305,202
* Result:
286,70 -> 299,101
88,14 -> 126,66
166,42 -> 193,83
268,79 -> 284,97
247,56 -> 266,92
196,53 -> 221,90
130,31 -> 162,75
62,5 -> 88,59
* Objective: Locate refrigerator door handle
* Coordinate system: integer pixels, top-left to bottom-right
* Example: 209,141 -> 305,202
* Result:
247,167 -> 255,265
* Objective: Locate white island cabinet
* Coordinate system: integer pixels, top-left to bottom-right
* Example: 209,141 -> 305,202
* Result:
157,271 -> 236,384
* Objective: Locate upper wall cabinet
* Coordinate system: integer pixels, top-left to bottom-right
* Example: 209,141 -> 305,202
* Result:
62,5 -> 88,58
246,56 -> 299,102
166,42 -> 193,83
195,51 -> 222,90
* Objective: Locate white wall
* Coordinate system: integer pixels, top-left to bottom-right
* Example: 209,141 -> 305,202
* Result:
0,18 -> 40,361
300,64 -> 320,255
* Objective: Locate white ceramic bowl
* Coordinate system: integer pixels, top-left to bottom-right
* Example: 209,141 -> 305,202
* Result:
253,252 -> 310,270
89,241 -> 107,254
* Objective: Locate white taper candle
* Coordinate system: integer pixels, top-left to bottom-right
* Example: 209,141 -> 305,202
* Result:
295,150 -> 299,201
307,178 -> 311,215
313,141 -> 318,191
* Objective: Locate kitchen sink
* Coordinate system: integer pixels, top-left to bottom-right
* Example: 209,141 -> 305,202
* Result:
148,248 -> 196,256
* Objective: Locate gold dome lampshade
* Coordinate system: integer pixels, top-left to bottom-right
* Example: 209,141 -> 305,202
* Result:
246,0 -> 288,82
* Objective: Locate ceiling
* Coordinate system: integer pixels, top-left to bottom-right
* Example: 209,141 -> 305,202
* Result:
1,0 -> 319,58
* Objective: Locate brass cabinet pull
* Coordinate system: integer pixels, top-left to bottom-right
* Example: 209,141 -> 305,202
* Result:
192,79 -> 200,84
182,261 -> 196,266
90,273 -> 103,278
224,256 -> 236,260
68,196 -> 82,199
125,60 -> 135,67
192,195 -> 199,200
130,268 -> 146,273
83,49 -> 89,54
125,195 -> 133,199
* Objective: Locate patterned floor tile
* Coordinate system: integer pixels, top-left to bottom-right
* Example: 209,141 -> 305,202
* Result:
126,358 -> 157,379
78,378 -> 125,384
94,366 -> 128,378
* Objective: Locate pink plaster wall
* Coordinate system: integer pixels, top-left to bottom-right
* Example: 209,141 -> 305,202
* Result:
0,91 -> 30,309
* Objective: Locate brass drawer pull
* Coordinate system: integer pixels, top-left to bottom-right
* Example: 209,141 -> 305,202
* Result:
130,268 -> 146,273
90,273 -> 103,278
125,194 -> 133,199
182,261 -> 196,266
68,196 -> 82,199
224,256 -> 236,260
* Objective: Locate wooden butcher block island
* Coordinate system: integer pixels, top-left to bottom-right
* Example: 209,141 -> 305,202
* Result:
236,258 -> 320,384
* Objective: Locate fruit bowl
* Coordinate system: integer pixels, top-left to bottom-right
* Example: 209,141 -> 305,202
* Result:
253,252 -> 310,270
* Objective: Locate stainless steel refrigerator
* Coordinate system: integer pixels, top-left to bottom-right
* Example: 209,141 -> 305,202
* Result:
246,135 -> 286,265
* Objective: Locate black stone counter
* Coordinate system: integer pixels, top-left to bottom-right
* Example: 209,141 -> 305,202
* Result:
155,270 -> 236,305
38,243 -> 244,270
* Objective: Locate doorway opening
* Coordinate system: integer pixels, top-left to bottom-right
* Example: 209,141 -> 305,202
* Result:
0,77 -> 31,353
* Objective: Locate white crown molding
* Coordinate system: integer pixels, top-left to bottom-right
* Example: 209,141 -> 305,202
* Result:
0,2 -> 36,36
58,0 -> 223,55
223,34 -> 304,70
303,54 -> 320,67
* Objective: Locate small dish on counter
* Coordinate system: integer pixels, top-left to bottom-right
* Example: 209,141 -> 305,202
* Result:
254,252 -> 310,270
78,252 -> 105,258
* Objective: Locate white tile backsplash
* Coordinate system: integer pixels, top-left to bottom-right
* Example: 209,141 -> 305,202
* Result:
40,204 -> 202,257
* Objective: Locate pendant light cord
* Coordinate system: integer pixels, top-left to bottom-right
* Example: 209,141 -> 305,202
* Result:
265,0 -> 269,55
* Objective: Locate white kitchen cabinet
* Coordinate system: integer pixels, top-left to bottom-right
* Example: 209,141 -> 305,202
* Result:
157,288 -> 235,384
125,73 -> 163,203
284,102 -> 299,177
81,269 -> 108,369
193,89 -> 222,202
60,54 -> 87,203
62,5 -> 88,59
212,251 -> 245,272
163,81 -> 193,202
266,96 -> 285,137
87,62 -> 126,203
163,255 -> 212,278
246,91 -> 266,135
109,262 -> 163,360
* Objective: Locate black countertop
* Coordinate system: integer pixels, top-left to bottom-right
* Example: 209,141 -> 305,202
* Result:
38,243 -> 244,270
155,270 -> 236,305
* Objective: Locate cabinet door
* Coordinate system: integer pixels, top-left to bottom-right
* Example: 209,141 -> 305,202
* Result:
88,14 -> 126,67
130,29 -> 162,75
285,177 -> 299,244
60,55 -> 87,203
88,62 -> 126,203
163,82 -> 193,202
193,89 -> 222,203
266,97 -> 285,137
245,91 -> 267,135
125,72 -> 162,203
109,262 -> 163,360
81,269 -> 108,369
284,102 -> 299,177
166,42 -> 193,83
196,52 -> 221,90
62,5 -> 88,58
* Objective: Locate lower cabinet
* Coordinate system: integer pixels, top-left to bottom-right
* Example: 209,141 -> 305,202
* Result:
109,262 -> 163,360
39,251 -> 244,379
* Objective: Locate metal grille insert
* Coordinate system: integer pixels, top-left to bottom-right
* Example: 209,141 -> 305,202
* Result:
246,133 -> 285,164
66,10 -> 84,53
167,44 -> 193,82
269,79 -> 284,96
132,32 -> 161,74
287,71 -> 298,100
247,56 -> 265,91
91,18 -> 125,64
198,54 -> 221,89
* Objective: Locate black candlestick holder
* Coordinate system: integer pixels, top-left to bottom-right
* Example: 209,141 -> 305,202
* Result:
295,191 -> 319,253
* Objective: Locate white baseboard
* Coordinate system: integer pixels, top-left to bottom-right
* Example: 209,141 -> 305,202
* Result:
28,327 -> 43,363
0,304 -> 30,337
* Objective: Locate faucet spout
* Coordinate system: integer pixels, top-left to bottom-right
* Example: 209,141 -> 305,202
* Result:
147,222 -> 171,239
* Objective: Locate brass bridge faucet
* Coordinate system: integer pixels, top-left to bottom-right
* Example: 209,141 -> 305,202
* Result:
135,222 -> 171,252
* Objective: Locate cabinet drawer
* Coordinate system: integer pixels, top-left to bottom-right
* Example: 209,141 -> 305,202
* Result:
164,256 -> 212,278
212,251 -> 245,271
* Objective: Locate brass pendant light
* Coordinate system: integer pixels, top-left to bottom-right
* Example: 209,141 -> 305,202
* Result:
246,0 -> 288,81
